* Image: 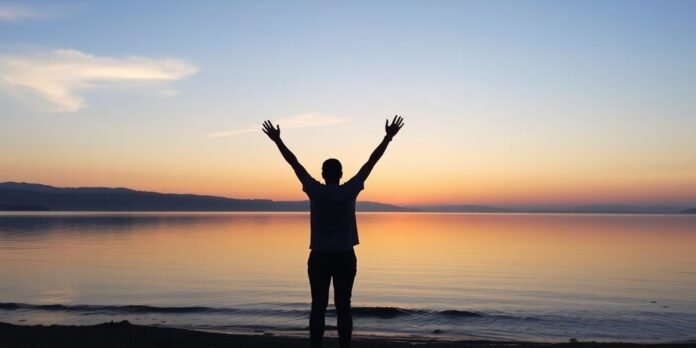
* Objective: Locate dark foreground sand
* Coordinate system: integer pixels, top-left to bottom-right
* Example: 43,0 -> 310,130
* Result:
0,321 -> 691,348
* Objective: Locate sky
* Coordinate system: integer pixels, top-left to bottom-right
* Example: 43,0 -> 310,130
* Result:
1,0 -> 695,207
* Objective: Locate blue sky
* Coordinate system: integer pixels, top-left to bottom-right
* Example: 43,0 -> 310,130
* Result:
1,1 -> 695,205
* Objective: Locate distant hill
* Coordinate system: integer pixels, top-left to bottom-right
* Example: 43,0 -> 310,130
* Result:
1,182 -> 691,214
0,182 -> 413,212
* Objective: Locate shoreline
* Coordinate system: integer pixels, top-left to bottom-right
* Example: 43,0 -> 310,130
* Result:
1,210 -> 694,217
0,321 -> 693,348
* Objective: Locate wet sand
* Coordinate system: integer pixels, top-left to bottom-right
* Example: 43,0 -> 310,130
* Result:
0,321 -> 691,348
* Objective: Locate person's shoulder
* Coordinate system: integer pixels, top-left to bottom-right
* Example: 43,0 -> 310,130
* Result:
348,171 -> 368,184
301,173 -> 321,193
343,173 -> 366,191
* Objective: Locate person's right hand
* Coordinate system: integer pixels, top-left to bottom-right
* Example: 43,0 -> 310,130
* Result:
262,120 -> 281,142
385,115 -> 404,140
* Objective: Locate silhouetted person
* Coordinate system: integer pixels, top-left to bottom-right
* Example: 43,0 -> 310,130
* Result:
263,115 -> 404,348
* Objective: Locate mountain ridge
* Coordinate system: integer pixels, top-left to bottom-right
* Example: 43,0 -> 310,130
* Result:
0,181 -> 412,212
0,182 -> 692,214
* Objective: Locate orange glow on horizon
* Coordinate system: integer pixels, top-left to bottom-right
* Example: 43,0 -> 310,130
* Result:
2,137 -> 695,207
2,167 -> 695,207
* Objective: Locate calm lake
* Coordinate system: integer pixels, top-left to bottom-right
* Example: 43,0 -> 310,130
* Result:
1,212 -> 695,342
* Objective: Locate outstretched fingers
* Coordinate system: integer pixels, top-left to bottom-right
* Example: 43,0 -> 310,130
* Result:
383,115 -> 403,139
396,116 -> 404,128
263,120 -> 277,132
262,120 -> 281,140
388,115 -> 404,127
389,115 -> 404,128
263,120 -> 273,130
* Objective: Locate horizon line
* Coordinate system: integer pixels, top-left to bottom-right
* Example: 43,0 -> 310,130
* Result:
1,180 -> 694,212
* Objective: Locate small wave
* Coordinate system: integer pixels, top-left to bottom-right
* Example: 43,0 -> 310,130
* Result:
0,303 -> 20,310
438,309 -> 483,317
336,307 -> 484,319
348,307 -> 424,318
0,302 -> 240,315
1,302 -> 487,320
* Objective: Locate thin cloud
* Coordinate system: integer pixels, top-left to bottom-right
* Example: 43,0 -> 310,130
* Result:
208,113 -> 347,138
0,4 -> 50,21
0,49 -> 198,112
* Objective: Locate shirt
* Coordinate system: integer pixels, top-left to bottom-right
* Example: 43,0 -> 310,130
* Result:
301,173 -> 365,251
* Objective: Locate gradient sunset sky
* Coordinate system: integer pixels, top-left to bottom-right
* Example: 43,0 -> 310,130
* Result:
1,1 -> 695,206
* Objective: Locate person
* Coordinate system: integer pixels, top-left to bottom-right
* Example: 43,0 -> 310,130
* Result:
262,115 -> 404,348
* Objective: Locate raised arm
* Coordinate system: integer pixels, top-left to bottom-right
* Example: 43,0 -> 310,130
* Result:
356,115 -> 404,180
262,120 -> 311,182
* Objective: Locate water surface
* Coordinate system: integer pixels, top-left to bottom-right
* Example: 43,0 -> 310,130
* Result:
1,212 -> 695,342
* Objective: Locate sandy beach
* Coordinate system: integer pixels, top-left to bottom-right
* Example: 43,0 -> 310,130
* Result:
0,321 -> 692,348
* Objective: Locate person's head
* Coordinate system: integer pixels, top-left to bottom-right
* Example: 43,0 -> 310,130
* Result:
322,158 -> 342,184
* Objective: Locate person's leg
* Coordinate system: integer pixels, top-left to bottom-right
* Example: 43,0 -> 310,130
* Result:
333,249 -> 357,348
308,251 -> 331,348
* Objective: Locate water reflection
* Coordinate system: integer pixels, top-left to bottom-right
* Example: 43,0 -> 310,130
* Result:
1,212 -> 695,342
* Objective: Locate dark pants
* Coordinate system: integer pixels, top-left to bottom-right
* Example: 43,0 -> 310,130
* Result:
308,249 -> 357,348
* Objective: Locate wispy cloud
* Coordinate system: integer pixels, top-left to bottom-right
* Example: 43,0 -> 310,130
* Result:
0,49 -> 198,112
207,113 -> 347,138
0,4 -> 49,21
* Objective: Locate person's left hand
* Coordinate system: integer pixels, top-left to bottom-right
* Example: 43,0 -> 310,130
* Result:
262,120 -> 281,142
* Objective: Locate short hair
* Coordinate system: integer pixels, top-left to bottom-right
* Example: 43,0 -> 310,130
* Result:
322,158 -> 342,180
